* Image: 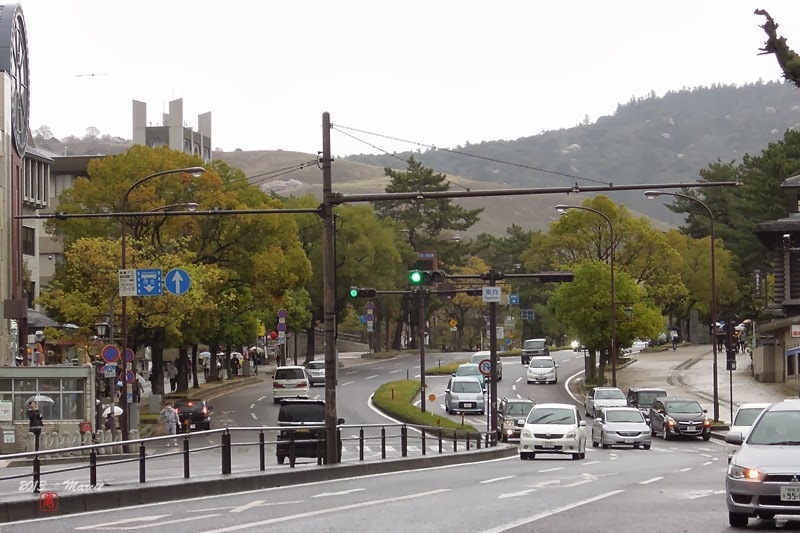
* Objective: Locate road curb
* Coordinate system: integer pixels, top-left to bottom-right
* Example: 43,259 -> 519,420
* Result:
0,446 -> 517,523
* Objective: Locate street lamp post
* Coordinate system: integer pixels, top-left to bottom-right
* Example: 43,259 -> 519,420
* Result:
555,205 -> 618,387
119,167 -> 204,443
645,190 -> 719,422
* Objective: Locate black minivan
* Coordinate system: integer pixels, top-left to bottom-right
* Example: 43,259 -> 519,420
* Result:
276,399 -> 344,464
173,399 -> 212,431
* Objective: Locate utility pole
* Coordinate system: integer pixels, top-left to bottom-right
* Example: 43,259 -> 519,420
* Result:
321,112 -> 339,465
418,288 -> 427,412
488,270 -> 498,437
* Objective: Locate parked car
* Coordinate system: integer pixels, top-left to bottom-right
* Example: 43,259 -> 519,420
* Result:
526,356 -> 559,384
173,399 -> 212,431
469,351 -> 502,381
452,363 -> 486,391
272,366 -> 310,404
626,387 -> 668,424
497,397 -> 535,442
305,360 -> 326,387
276,399 -> 343,464
726,402 -> 771,463
591,407 -> 652,449
519,403 -> 586,460
445,376 -> 485,415
521,338 -> 549,365
725,399 -> 800,527
648,397 -> 711,441
584,387 -> 627,418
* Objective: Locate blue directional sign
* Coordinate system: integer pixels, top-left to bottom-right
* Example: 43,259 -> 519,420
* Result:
164,268 -> 191,296
509,293 -> 520,305
359,315 -> 367,324
135,269 -> 163,296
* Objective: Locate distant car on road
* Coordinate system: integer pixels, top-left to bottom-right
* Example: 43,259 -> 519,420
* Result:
591,406 -> 651,450
497,397 -> 535,442
173,399 -> 212,431
626,387 -> 667,424
519,403 -> 586,460
272,366 -> 310,404
276,399 -> 344,465
726,402 -> 771,463
469,351 -> 502,381
444,376 -> 485,415
571,340 -> 585,352
452,363 -> 486,391
305,360 -> 326,387
648,397 -> 711,441
526,356 -> 558,384
521,338 -> 549,365
584,387 -> 627,418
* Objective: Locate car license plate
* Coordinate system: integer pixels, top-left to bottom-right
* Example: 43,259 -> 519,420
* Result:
781,486 -> 800,502
543,442 -> 555,448
190,424 -> 196,429
464,403 -> 474,408
624,438 -> 633,444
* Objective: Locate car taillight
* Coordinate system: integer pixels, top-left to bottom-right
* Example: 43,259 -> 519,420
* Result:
202,407 -> 208,416
294,383 -> 306,388
274,383 -> 285,388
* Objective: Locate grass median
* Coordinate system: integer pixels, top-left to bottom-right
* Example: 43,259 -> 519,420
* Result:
372,379 -> 477,434
426,360 -> 467,375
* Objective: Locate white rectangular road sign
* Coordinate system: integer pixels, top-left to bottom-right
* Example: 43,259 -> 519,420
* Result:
482,286 -> 502,303
104,364 -> 117,378
118,269 -> 137,297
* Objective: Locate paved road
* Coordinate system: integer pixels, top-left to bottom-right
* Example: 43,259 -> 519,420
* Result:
7,434 -> 741,532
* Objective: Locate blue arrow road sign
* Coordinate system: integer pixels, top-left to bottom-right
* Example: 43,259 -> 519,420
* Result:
164,268 -> 191,296
509,293 -> 519,305
136,269 -> 163,296
359,315 -> 367,324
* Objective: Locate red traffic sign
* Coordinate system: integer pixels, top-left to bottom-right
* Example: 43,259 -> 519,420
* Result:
479,359 -> 492,376
125,370 -> 135,384
101,345 -> 120,363
124,348 -> 135,363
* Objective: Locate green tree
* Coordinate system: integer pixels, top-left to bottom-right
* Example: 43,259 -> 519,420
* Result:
755,10 -> 800,89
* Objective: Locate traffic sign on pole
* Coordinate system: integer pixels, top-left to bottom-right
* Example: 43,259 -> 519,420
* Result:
124,348 -> 135,363
135,268 -> 163,296
118,269 -> 137,297
103,364 -> 117,378
479,359 -> 492,376
101,345 -> 120,363
277,308 -> 287,319
164,268 -> 191,295
482,287 -> 501,303
366,302 -> 375,311
277,322 -> 287,332
124,370 -> 135,384
509,293 -> 519,305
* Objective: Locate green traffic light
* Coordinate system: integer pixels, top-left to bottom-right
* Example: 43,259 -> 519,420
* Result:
349,287 -> 359,298
409,271 -> 423,284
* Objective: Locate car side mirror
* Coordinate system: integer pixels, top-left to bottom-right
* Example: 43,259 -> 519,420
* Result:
656,409 -> 663,414
725,432 -> 744,446
595,418 -> 603,424
579,421 -> 587,427
703,409 -> 708,414
451,373 -> 456,377
337,418 -> 345,425
445,389 -> 450,393
517,419 -> 526,426
555,364 -> 559,368
271,375 -> 275,379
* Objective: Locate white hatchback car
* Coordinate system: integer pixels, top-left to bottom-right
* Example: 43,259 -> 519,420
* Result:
272,366 -> 310,404
519,403 -> 587,460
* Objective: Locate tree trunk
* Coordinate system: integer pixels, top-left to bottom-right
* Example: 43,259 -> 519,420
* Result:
191,344 -> 200,389
177,345 -> 189,392
224,345 -> 232,379
151,335 -> 165,395
385,315 -> 391,351
305,326 -> 315,363
208,341 -> 220,382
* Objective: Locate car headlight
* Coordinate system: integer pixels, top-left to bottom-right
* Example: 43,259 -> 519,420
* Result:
522,430 -> 532,438
703,418 -> 711,427
565,430 -> 576,439
666,416 -> 676,427
728,464 -> 763,481
504,420 -> 515,428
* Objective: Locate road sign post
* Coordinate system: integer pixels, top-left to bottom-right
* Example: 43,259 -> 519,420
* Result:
365,301 -> 375,334
277,309 -> 287,365
135,269 -> 163,296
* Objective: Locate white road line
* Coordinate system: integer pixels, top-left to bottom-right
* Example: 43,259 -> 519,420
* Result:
198,489 -> 451,533
78,515 -> 221,530
230,500 -> 265,513
345,371 -> 358,375
414,400 -> 421,407
249,403 -> 255,409
364,375 -> 379,380
515,377 -> 522,383
340,381 -> 354,386
512,385 -> 517,391
390,369 -> 403,374
481,475 -> 515,484
583,460 -> 600,465
257,396 -> 266,401
498,489 -> 537,499
563,479 -> 593,488
250,413 -> 257,420
76,516 -> 171,530
415,374 -> 421,378
440,404 -> 445,410
481,490 -> 624,533
565,369 -> 586,406
703,461 -> 713,466
313,488 -> 365,498
413,365 -> 421,369
677,467 -> 692,472
313,395 -> 320,400
701,453 -> 712,458
531,479 -> 561,488
639,476 -> 663,485
538,467 -> 564,473
516,394 -> 522,399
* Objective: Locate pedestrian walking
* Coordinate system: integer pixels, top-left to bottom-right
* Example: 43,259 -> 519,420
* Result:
27,401 -> 43,452
670,330 -> 679,350
160,402 -> 179,447
168,362 -> 178,392
253,354 -> 258,376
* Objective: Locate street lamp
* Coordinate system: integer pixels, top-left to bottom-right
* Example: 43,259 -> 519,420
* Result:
555,204 -> 619,387
94,321 -> 109,338
645,190 -> 719,421
132,203 -> 200,235
119,167 -> 204,443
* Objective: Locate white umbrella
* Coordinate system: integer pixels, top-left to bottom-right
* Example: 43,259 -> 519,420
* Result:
102,405 -> 123,417
735,324 -> 746,331
26,395 -> 54,404
199,351 -> 211,359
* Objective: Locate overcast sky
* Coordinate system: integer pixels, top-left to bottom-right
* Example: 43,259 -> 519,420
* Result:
22,1 -> 800,156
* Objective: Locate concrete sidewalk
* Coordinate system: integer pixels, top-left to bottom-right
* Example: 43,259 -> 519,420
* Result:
614,344 -> 800,424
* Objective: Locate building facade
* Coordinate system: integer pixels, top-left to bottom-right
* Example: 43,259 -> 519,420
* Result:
132,98 -> 212,163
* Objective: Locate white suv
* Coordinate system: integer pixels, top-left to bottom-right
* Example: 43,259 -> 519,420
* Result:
469,351 -> 502,381
272,366 -> 310,404
519,403 -> 586,460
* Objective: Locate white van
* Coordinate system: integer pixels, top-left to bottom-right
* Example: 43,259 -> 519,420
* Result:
272,366 -> 310,404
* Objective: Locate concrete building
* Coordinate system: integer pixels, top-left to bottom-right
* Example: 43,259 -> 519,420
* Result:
132,98 -> 212,163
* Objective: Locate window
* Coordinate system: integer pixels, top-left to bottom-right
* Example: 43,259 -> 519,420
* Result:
26,282 -> 35,310
665,401 -> 703,414
596,389 -> 626,400
527,407 -> 575,425
275,368 -> 306,380
747,411 -> 800,445
605,410 -> 644,423
529,358 -> 555,368
22,226 -> 35,256
734,407 -> 766,427
6,378 -> 86,421
523,340 -> 546,350
452,381 -> 482,393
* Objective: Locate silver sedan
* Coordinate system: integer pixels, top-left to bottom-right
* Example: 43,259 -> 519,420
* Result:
591,407 -> 652,450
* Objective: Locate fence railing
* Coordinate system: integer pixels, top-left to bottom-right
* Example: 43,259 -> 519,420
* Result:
0,423 -> 498,493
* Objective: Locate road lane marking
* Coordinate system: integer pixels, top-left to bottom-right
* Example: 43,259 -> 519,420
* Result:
564,369 -> 586,406
313,488 -> 365,498
701,453 -> 712,458
481,490 -> 624,533
516,394 -> 522,399
639,476 -> 663,485
345,371 -> 357,375
414,400 -> 421,406
583,460 -> 600,465
257,396 -> 266,401
440,404 -> 445,410
78,515 -> 220,530
198,489 -> 451,532
512,385 -> 516,391
531,479 -> 561,488
249,403 -> 255,409
481,475 -> 515,484
538,467 -> 564,473
498,489 -> 537,499
677,467 -> 692,472
413,365 -> 420,368
515,378 -> 522,383
686,489 -> 726,499
703,461 -> 713,465
609,453 -> 617,460
230,500 -> 265,513
390,369 -> 403,374
364,375 -> 378,380
414,374 -> 421,378
340,381 -> 354,386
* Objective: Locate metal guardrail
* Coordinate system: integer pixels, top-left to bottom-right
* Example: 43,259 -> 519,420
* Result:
0,423 -> 498,493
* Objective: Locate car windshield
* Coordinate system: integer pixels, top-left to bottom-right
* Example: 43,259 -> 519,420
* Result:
275,368 -> 306,380
605,410 -> 644,423
596,390 -> 625,400
523,340 -> 546,350
452,381 -> 482,393
529,359 -> 554,368
469,354 -> 489,364
747,411 -> 800,445
665,401 -> 703,414
307,362 -> 325,370
635,391 -> 666,407
506,402 -> 534,416
456,366 -> 481,376
278,404 -> 325,423
527,408 -> 575,425
733,407 -> 765,427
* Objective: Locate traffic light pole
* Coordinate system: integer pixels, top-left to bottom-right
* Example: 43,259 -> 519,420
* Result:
488,270 -> 498,439
418,289 -> 427,413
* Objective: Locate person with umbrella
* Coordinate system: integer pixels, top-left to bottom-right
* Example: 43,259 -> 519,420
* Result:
27,401 -> 43,452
